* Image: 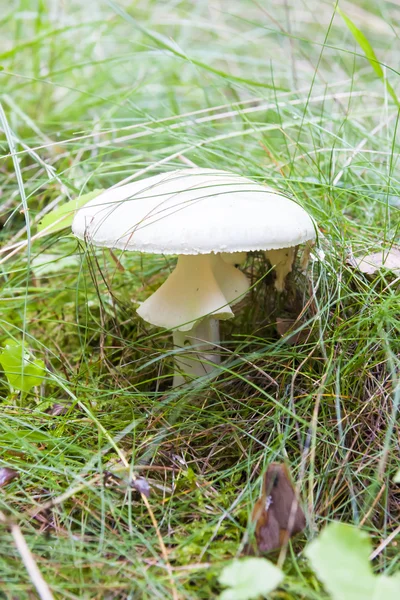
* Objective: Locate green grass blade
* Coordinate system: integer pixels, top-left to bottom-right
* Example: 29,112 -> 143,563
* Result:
106,0 -> 287,91
337,7 -> 399,107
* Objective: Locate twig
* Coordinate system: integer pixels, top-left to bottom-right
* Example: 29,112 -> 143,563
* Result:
370,524 -> 400,560
359,483 -> 386,527
0,511 -> 54,600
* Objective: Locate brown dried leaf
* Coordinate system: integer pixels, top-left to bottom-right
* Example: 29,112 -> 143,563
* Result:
252,463 -> 305,553
0,467 -> 19,488
276,318 -> 309,346
352,247 -> 400,276
276,318 -> 296,337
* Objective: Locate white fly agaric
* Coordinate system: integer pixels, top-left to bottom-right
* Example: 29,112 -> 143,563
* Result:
72,168 -> 315,386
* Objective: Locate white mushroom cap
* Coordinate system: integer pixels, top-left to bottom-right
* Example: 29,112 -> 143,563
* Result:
72,168 -> 316,254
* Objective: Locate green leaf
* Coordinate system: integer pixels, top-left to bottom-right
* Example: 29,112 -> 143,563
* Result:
31,253 -> 79,276
394,469 -> 400,484
371,574 -> 400,600
306,523 -> 373,600
218,557 -> 283,600
306,522 -> 400,600
0,430 -> 54,443
37,189 -> 104,235
337,7 -> 399,108
0,338 -> 45,393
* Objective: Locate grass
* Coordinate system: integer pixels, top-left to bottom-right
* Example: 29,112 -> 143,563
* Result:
0,0 -> 400,598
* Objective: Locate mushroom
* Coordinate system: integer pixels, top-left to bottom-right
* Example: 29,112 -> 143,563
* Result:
72,168 -> 316,386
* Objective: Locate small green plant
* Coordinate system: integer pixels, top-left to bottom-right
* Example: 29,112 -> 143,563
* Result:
218,523 -> 400,599
218,557 -> 283,600
306,522 -> 400,600
0,339 -> 45,393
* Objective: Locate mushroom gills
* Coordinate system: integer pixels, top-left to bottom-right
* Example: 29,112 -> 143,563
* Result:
137,253 -> 249,331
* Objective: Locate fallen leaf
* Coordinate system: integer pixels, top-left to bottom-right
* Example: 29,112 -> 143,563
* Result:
252,463 -> 305,553
0,467 -> 19,487
276,318 -> 309,346
351,247 -> 400,276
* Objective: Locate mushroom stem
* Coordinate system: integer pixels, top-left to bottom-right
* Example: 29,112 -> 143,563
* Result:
136,252 -> 250,386
172,317 -> 220,387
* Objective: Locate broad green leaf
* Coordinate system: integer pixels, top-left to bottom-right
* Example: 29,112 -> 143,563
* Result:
219,557 -> 283,600
371,574 -> 400,600
0,338 -> 45,393
31,253 -> 79,276
306,522 -> 400,600
337,8 -> 399,107
37,189 -> 103,235
0,430 -> 53,443
394,469 -> 400,484
305,522 -> 373,600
